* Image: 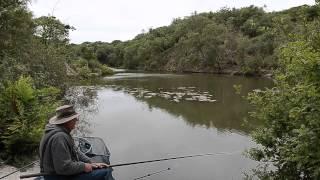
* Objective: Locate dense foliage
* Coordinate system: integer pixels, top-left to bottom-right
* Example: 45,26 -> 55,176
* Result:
0,77 -> 60,158
69,43 -> 114,79
0,0 -> 112,161
77,4 -> 320,75
247,21 -> 320,179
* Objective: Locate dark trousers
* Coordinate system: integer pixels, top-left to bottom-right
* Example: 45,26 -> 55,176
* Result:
44,168 -> 115,180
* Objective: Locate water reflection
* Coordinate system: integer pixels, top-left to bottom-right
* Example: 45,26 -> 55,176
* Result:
103,73 -> 273,134
64,73 -> 273,179
86,89 -> 257,179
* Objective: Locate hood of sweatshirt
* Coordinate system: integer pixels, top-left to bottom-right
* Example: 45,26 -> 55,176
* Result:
44,123 -> 69,134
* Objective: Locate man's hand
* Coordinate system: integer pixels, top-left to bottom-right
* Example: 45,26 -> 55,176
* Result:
91,162 -> 109,169
84,163 -> 109,173
84,163 -> 93,172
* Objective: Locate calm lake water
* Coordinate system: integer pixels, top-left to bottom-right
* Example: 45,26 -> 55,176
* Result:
67,73 -> 273,180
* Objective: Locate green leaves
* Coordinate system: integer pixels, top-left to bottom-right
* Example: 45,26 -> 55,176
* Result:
34,16 -> 74,45
0,1 -> 79,162
0,0 -> 33,58
13,76 -> 35,103
247,34 -> 320,178
0,76 -> 60,159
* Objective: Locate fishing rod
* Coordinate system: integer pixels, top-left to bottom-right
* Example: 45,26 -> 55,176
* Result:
0,160 -> 39,180
110,153 -> 215,168
20,153 -> 219,179
133,168 -> 171,180
20,151 -> 242,179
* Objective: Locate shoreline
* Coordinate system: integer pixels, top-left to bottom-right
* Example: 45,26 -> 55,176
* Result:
111,67 -> 274,78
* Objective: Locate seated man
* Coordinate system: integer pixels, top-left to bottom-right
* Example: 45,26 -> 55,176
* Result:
39,105 -> 114,180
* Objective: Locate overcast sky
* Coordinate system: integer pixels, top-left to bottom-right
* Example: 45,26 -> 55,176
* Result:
29,0 -> 315,44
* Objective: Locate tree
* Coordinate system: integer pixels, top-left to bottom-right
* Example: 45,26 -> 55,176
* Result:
0,0 -> 34,83
0,0 -> 33,57
34,16 -> 74,46
247,39 -> 320,178
0,1 -> 73,160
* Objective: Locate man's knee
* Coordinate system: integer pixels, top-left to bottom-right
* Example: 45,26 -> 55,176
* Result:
70,168 -> 114,180
92,168 -> 110,178
74,168 -> 114,180
95,168 -> 114,180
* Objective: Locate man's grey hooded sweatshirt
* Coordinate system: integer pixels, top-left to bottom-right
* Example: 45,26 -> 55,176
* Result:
39,124 -> 91,175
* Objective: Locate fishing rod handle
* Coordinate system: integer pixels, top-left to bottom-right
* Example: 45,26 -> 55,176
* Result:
20,172 -> 50,179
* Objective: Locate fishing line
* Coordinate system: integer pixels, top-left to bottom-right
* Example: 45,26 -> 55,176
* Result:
133,168 -> 171,180
0,160 -> 39,179
109,150 -> 242,168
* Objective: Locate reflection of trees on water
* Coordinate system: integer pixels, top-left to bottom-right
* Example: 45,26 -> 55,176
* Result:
119,86 -> 252,134
143,96 -> 250,134
65,86 -> 99,137
106,74 -> 273,134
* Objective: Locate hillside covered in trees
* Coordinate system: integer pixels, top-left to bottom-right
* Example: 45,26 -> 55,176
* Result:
78,4 -> 319,75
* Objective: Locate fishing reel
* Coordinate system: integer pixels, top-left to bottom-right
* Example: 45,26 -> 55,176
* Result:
74,137 -> 92,155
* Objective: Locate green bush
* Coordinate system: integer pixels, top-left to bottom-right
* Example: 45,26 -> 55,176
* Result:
72,58 -> 88,69
88,59 -> 101,69
77,66 -> 92,78
240,56 -> 260,75
247,40 -> 320,178
0,76 -> 60,159
100,65 -> 114,76
71,58 -> 113,78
